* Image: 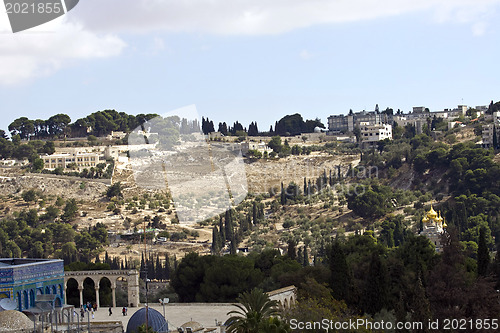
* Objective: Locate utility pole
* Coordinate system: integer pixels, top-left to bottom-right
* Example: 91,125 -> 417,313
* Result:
143,220 -> 149,333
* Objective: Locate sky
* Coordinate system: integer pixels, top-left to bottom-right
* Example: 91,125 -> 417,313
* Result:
1,0 -> 500,133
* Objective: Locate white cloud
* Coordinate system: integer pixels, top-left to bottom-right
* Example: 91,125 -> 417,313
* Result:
0,0 -> 497,85
0,12 -> 126,86
72,0 -> 500,35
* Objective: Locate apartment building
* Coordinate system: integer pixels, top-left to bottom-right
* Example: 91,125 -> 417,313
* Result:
360,123 -> 392,148
40,152 -> 100,169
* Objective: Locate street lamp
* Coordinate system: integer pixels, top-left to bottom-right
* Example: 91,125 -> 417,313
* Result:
160,298 -> 169,319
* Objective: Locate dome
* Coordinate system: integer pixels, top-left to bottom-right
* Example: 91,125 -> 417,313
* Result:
314,126 -> 322,133
180,321 -> 204,332
126,308 -> 168,333
427,206 -> 438,219
0,310 -> 33,332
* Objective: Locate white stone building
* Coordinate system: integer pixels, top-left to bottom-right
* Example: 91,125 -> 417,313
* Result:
360,123 -> 392,148
40,152 -> 101,170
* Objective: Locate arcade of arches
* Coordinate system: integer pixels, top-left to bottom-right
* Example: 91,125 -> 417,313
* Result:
267,285 -> 296,310
64,270 -> 139,308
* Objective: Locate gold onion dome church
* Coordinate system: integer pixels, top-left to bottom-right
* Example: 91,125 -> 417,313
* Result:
420,205 -> 447,252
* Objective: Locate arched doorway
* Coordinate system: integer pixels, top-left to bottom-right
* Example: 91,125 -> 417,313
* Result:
52,285 -> 57,295
99,277 -> 112,307
66,278 -> 80,307
83,278 -> 96,305
23,290 -> 28,309
16,292 -> 21,311
58,284 -> 63,299
29,289 -> 35,308
116,277 -> 128,307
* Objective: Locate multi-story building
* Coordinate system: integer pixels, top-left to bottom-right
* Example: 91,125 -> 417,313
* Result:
360,123 -> 392,148
327,110 -> 391,134
327,115 -> 350,133
40,152 -> 100,170
481,123 -> 498,148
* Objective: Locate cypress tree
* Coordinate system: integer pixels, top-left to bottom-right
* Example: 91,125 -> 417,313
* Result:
410,276 -> 432,327
258,203 -> 264,219
225,210 -> 233,241
362,252 -> 388,315
147,254 -> 155,280
156,255 -> 162,281
303,246 -> 309,266
287,239 -> 297,260
212,226 -> 220,254
140,253 -> 145,280
164,253 -> 170,280
329,242 -> 350,301
280,182 -> 286,205
297,247 -> 304,265
478,227 -> 490,276
219,215 -> 225,241
493,124 -> 498,149
252,201 -> 257,224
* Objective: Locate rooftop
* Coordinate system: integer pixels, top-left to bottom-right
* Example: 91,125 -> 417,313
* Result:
0,258 -> 62,268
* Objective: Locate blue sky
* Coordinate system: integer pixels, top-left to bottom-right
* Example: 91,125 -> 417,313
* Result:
1,0 -> 500,133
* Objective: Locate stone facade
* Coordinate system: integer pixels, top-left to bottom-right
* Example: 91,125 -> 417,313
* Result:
64,270 -> 140,308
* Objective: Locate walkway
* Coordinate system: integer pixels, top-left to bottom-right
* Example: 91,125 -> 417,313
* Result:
78,303 -> 234,331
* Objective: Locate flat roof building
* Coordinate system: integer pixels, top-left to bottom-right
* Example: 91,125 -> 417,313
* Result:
40,152 -> 100,170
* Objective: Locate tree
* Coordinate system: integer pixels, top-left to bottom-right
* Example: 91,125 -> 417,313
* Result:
226,288 -> 279,333
328,242 -> 350,302
287,240 -> 297,260
106,182 -> 123,199
9,117 -> 34,139
477,227 -> 490,276
493,124 -> 498,149
61,199 -> 78,222
22,189 -> 37,205
267,136 -> 282,153
32,157 -> 44,172
362,252 -> 388,315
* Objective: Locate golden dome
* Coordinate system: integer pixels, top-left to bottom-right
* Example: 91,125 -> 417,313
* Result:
422,216 -> 429,223
436,211 -> 443,222
427,206 -> 437,219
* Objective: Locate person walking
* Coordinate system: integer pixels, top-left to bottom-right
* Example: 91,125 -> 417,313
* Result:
109,307 -> 113,316
122,307 -> 126,316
